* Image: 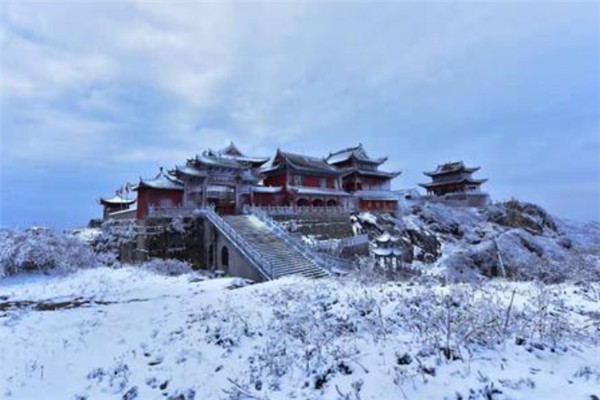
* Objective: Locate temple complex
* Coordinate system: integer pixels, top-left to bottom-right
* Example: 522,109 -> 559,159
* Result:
98,142 -> 461,219
326,144 -> 401,211
419,161 -> 487,196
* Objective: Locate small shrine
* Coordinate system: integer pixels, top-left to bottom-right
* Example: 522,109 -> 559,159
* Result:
371,232 -> 403,270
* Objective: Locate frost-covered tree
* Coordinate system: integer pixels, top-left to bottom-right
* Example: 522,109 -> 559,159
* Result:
0,227 -> 97,278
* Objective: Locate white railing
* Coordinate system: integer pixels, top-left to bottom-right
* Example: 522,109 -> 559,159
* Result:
248,205 -> 352,217
304,234 -> 369,255
250,208 -> 354,273
338,234 -> 370,249
108,208 -> 137,220
198,207 -> 275,280
148,205 -> 196,218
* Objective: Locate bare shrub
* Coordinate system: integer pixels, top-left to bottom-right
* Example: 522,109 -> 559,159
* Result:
140,258 -> 193,276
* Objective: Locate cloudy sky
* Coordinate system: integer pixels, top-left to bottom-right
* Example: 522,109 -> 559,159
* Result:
1,1 -> 598,229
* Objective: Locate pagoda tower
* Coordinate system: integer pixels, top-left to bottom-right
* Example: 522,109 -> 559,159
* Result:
419,161 -> 487,197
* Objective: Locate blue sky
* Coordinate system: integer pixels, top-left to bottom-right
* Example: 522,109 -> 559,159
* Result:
1,1 -> 598,229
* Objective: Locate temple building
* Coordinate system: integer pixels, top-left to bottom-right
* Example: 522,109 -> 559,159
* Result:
99,193 -> 136,219
419,161 -> 488,205
99,142 -> 405,218
134,168 -> 184,219
260,150 -> 350,209
172,143 -> 268,214
326,144 -> 401,211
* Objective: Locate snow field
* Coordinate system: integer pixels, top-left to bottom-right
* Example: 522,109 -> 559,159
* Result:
2,268 -> 599,400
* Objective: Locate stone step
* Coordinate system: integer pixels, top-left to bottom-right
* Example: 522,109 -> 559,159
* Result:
222,215 -> 328,280
274,267 -> 324,275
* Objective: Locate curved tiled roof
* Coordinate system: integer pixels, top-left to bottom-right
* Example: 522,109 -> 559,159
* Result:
99,195 -> 136,205
424,161 -> 480,177
268,150 -> 342,175
137,168 -> 184,190
340,167 -> 401,179
419,178 -> 487,189
326,144 -> 387,165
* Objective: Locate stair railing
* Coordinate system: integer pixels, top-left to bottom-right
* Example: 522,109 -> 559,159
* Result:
197,206 -> 274,280
250,208 -> 354,273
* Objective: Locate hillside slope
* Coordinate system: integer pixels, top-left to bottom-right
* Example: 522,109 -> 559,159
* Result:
353,200 -> 600,283
1,268 -> 599,400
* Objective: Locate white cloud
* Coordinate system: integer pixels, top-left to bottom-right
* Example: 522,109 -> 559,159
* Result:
1,1 -> 597,167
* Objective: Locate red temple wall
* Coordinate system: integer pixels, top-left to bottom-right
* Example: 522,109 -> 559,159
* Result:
343,175 -> 391,190
299,175 -> 336,188
252,193 -> 285,207
265,171 -> 337,189
358,199 -> 398,211
264,173 -> 287,188
136,188 -> 184,219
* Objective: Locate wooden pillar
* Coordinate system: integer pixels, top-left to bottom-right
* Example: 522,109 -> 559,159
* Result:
201,180 -> 207,208
234,182 -> 240,214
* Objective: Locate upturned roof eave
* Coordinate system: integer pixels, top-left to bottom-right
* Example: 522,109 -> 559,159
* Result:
419,178 -> 487,188
424,166 -> 480,177
341,168 -> 401,178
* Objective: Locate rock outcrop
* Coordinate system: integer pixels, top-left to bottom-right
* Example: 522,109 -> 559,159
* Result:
353,200 -> 600,283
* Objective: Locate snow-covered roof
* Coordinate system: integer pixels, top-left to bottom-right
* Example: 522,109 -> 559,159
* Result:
341,168 -> 401,179
208,142 -> 269,166
137,168 -> 184,191
375,232 -> 398,243
419,178 -> 487,189
372,248 -> 403,257
326,144 -> 387,166
266,150 -> 342,176
173,165 -> 208,179
252,186 -> 283,194
99,195 -> 136,205
424,161 -> 480,177
219,141 -> 244,157
218,153 -> 270,165
289,186 -> 350,196
195,153 -> 245,169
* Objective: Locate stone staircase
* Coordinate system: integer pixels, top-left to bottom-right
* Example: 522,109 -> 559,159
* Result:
222,215 -> 329,279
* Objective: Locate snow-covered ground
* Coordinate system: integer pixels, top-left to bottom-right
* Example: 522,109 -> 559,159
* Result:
2,268 -> 599,400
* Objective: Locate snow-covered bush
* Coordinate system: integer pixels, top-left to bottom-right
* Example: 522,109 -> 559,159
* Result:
91,219 -> 138,267
221,278 -> 591,399
0,227 -> 98,279
140,258 -> 193,276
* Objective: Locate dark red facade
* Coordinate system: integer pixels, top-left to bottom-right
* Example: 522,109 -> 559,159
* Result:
260,150 -> 350,208
136,187 -> 184,219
